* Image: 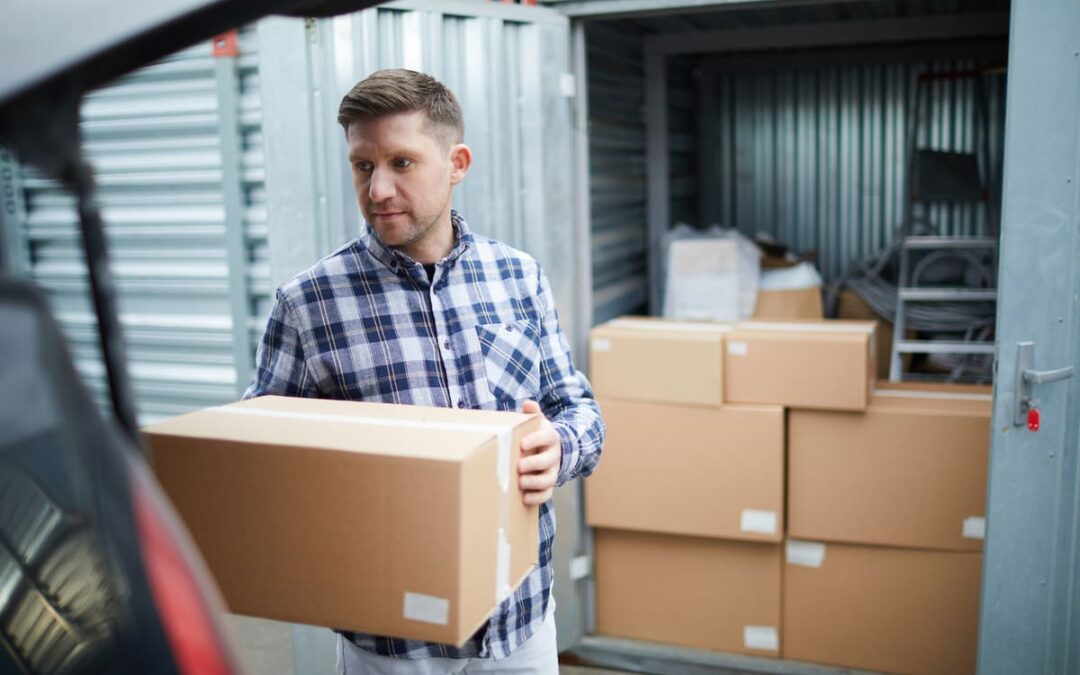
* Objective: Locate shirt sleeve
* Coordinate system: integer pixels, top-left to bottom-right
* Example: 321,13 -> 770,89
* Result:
242,288 -> 321,400
531,265 -> 605,487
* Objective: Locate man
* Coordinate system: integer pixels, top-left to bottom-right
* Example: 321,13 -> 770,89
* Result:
244,68 -> 604,674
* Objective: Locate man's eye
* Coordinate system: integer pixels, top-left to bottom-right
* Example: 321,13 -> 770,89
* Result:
354,161 -> 373,171
393,158 -> 413,169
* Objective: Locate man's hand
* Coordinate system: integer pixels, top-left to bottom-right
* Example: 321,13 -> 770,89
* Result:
518,400 -> 562,506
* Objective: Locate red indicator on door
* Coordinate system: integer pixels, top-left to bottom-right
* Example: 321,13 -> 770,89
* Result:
1027,407 -> 1040,432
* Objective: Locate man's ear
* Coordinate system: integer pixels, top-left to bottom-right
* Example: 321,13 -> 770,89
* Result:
449,144 -> 472,185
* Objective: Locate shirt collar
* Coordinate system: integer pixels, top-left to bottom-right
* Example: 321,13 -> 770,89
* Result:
360,210 -> 472,272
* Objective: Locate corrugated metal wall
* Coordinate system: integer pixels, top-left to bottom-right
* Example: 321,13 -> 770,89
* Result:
10,30 -> 267,423
667,55 -> 698,229
704,59 -> 1006,280
309,4 -> 577,295
585,29 -> 1007,322
587,21 -> 648,325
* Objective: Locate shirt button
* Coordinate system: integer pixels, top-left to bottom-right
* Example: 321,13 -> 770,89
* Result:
443,339 -> 452,350
457,400 -> 467,409
505,324 -> 514,332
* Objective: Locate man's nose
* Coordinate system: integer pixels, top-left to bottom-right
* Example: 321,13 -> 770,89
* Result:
368,167 -> 396,202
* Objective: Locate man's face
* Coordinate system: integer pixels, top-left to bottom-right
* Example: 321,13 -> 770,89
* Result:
347,110 -> 469,262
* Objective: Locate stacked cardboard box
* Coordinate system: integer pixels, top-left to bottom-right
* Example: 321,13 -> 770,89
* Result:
586,317 -> 878,658
784,383 -> 991,675
588,316 -> 990,674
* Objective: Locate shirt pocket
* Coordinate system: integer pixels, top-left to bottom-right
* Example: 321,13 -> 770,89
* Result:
474,320 -> 542,407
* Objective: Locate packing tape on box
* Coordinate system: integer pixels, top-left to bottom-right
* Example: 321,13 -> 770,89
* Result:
740,508 -> 777,535
873,388 -> 993,402
963,516 -> 986,539
403,592 -> 450,625
211,406 -> 515,493
606,318 -> 733,333
497,528 -> 512,603
736,320 -> 875,334
743,625 -> 779,652
785,540 -> 826,568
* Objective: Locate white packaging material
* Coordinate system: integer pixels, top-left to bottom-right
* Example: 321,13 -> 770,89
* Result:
759,261 -> 823,290
662,225 -> 760,322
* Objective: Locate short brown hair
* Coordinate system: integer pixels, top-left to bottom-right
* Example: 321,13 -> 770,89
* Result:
337,69 -> 464,145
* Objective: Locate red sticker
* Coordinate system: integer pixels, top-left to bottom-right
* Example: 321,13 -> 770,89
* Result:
1027,407 -> 1040,432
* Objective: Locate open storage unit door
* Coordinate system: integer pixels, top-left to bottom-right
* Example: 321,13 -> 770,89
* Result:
547,1 -> 1029,673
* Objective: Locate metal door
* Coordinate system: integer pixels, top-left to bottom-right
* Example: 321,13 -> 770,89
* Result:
978,0 -> 1080,672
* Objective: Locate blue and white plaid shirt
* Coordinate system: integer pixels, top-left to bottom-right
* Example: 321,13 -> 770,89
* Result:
244,211 -> 604,660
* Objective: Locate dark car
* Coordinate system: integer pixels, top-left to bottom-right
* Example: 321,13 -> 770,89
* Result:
0,1 -> 376,672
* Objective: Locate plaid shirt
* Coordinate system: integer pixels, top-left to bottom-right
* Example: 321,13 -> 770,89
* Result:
244,211 -> 604,660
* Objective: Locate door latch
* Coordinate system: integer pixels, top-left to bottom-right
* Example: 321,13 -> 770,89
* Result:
1013,341 -> 1075,427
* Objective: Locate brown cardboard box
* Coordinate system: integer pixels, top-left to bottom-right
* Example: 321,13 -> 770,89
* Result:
596,529 -> 781,657
783,540 -> 981,675
723,320 -> 877,411
788,385 -> 991,551
585,399 -> 784,541
144,395 -> 541,645
589,317 -> 731,407
752,287 -> 824,320
837,289 -> 913,380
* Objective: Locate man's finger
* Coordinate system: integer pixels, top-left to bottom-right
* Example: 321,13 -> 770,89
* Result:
523,487 -> 554,505
521,428 -> 558,453
521,400 -> 541,414
519,465 -> 558,490
519,446 -> 559,473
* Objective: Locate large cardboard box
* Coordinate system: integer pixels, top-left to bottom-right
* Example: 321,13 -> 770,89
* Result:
837,289 -> 913,380
784,540 -> 981,675
589,317 -> 731,407
585,399 -> 784,541
144,395 -> 541,645
723,320 -> 877,411
596,529 -> 781,657
788,385 -> 991,551
752,287 -> 824,320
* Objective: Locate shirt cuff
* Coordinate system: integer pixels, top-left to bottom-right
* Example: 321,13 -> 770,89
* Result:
552,421 -> 577,487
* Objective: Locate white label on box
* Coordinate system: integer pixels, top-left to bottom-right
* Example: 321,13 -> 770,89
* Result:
740,509 -> 777,535
963,516 -> 986,540
743,625 -> 779,652
569,555 -> 592,581
496,528 -> 512,602
591,338 -> 612,352
786,540 -> 826,568
403,592 -> 450,625
727,340 -> 749,356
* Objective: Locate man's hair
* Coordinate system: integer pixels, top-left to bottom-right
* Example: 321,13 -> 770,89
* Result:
337,69 -> 464,146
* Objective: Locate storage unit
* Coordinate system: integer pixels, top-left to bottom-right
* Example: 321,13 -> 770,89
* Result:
556,1 -> 1019,673
567,1 -> 1009,324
